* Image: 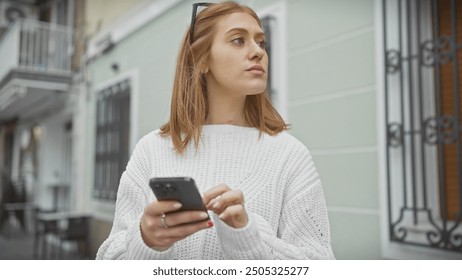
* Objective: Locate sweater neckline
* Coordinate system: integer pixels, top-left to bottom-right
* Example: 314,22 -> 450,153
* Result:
200,124 -> 259,135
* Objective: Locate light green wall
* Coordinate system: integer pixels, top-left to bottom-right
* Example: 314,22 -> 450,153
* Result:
86,0 -> 380,259
286,0 -> 379,259
84,1 -> 193,248
252,0 -> 380,259
87,2 -> 189,138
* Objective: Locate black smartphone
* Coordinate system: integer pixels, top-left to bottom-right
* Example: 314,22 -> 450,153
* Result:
149,177 -> 209,215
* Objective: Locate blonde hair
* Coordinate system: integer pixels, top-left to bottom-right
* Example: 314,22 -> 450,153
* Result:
160,1 -> 288,154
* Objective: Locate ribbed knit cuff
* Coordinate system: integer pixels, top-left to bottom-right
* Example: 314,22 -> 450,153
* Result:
212,212 -> 268,259
126,214 -> 175,259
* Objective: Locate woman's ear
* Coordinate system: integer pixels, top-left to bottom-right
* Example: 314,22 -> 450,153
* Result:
203,66 -> 209,74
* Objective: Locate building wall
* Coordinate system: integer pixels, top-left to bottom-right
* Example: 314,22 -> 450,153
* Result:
71,0 -> 86,71
84,0 -> 381,259
84,0 -> 147,38
35,106 -> 75,210
84,0 -> 189,255
251,0 -> 380,259
290,0 -> 379,259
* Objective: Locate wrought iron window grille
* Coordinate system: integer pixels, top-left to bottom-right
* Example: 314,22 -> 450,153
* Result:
383,0 -> 462,253
94,79 -> 131,201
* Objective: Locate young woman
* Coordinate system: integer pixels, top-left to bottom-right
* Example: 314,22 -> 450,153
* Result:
97,1 -> 335,260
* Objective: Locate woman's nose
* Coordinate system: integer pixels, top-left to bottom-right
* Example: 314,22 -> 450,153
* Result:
249,41 -> 265,60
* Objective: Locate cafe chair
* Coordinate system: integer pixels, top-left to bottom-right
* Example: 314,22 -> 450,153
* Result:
33,209 -> 59,259
57,216 -> 91,259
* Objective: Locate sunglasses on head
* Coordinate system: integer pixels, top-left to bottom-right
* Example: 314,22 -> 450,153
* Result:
190,2 -> 212,45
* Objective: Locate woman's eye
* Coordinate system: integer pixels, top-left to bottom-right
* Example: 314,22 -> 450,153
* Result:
258,40 -> 266,49
232,38 -> 245,45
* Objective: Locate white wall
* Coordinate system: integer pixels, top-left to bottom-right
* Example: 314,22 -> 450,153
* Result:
34,100 -> 75,210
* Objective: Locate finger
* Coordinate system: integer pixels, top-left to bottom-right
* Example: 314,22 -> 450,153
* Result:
206,195 -> 222,209
163,210 -> 210,227
218,204 -> 248,229
203,184 -> 230,205
218,204 -> 246,220
165,219 -> 214,238
208,189 -> 244,212
144,200 -> 182,217
142,214 -> 214,249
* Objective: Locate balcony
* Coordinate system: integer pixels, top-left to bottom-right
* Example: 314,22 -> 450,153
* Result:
0,19 -> 74,121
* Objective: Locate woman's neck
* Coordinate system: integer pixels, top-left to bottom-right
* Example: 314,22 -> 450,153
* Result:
205,92 -> 248,126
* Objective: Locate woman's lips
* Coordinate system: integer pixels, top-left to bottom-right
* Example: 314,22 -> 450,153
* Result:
246,64 -> 265,74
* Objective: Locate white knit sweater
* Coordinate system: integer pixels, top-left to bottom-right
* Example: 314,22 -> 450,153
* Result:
96,124 -> 335,259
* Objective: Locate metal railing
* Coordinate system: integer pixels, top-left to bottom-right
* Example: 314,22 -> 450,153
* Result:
383,0 -> 462,253
0,18 -> 73,82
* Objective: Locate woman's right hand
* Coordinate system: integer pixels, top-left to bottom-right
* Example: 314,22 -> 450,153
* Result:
140,200 -> 213,251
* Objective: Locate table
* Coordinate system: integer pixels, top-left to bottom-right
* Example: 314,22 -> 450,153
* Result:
35,211 -> 91,259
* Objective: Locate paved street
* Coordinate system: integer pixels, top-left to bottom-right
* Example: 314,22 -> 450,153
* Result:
0,226 -> 82,260
0,231 -> 34,260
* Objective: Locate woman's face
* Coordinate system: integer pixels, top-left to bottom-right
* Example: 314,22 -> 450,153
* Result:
205,12 -> 268,97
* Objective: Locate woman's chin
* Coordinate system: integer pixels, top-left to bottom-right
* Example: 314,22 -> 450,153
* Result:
244,86 -> 267,96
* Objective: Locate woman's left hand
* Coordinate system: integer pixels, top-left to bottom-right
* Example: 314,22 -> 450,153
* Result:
203,184 -> 248,229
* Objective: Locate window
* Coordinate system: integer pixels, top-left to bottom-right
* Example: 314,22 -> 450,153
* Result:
259,2 -> 288,120
94,79 -> 131,201
381,0 -> 462,254
261,16 -> 275,101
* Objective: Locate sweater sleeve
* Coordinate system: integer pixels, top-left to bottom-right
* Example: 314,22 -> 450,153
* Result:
213,143 -> 335,260
96,135 -> 175,260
